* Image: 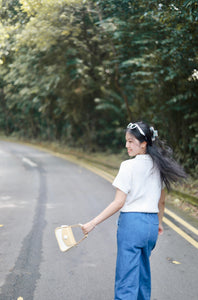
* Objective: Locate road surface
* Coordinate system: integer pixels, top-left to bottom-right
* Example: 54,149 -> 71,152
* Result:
0,141 -> 197,300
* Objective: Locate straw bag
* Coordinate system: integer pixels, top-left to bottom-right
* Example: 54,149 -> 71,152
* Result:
55,224 -> 88,252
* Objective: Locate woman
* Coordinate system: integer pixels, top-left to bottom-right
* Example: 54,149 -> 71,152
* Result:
82,121 -> 186,300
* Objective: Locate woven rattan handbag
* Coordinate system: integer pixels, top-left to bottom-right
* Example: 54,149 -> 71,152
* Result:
55,224 -> 88,252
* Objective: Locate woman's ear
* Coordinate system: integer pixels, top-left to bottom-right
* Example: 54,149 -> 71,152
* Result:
141,141 -> 147,149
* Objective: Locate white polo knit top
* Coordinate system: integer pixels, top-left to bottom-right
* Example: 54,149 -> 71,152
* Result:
112,154 -> 163,213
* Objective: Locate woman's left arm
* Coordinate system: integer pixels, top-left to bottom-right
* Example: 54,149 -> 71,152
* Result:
81,189 -> 126,235
158,189 -> 166,235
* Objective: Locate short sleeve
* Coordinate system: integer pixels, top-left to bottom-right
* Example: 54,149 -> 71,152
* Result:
112,161 -> 132,194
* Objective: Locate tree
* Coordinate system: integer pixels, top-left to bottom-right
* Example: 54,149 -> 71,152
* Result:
0,0 -> 197,173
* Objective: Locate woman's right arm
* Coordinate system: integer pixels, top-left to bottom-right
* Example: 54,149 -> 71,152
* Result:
158,189 -> 165,235
81,189 -> 126,235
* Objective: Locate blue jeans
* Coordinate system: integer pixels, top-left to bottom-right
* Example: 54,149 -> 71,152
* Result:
115,212 -> 159,300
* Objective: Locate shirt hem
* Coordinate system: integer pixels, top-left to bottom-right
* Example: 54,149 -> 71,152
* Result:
120,209 -> 159,213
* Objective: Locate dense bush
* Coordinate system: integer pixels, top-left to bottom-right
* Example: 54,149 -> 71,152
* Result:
0,0 -> 197,174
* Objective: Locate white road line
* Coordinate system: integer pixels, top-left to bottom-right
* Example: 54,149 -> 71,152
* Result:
19,143 -> 198,249
22,157 -> 37,168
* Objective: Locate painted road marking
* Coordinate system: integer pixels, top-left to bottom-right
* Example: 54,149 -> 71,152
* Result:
50,151 -> 115,182
84,164 -> 114,183
16,142 -> 198,249
82,164 -> 198,249
1,195 -> 11,200
22,157 -> 37,167
165,208 -> 198,236
163,217 -> 198,249
53,152 -> 198,249
84,165 -> 198,249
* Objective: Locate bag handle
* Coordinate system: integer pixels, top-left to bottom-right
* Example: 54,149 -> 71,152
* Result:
61,224 -> 88,246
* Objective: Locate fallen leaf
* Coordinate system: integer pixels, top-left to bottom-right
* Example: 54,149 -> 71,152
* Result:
172,260 -> 181,265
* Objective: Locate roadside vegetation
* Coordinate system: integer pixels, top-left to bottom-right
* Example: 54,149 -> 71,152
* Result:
0,0 -> 197,202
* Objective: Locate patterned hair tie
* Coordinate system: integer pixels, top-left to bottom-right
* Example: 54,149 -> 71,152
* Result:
150,126 -> 158,141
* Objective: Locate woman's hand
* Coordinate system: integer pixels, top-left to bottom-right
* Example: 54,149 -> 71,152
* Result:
158,223 -> 164,235
81,189 -> 126,236
81,221 -> 96,235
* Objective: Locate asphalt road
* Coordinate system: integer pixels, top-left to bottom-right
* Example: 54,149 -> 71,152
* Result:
0,141 -> 197,300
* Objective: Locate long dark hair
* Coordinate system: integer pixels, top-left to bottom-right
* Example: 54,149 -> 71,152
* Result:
126,121 -> 187,191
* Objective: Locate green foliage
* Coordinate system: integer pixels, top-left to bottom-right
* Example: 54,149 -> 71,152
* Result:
0,0 -> 197,174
